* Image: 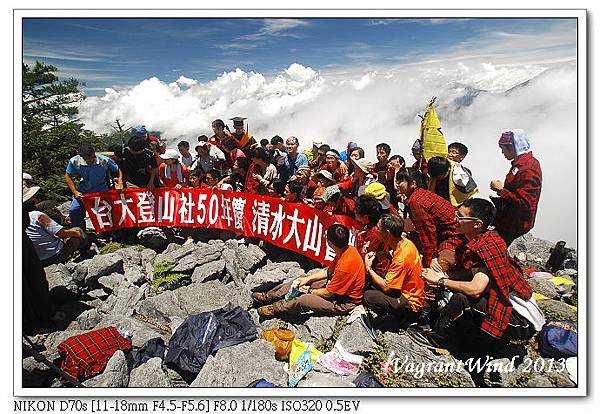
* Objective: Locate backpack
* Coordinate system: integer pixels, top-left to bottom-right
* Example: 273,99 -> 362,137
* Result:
538,320 -> 577,358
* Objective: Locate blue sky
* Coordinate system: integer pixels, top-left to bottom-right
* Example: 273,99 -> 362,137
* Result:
22,18 -> 575,96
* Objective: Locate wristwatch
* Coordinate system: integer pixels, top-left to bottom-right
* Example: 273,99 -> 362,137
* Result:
437,277 -> 447,289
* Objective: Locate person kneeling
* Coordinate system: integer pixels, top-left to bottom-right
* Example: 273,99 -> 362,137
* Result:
255,224 -> 365,318
363,214 -> 425,325
407,198 -> 543,358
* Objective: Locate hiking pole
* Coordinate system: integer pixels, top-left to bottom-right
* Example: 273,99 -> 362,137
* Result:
22,336 -> 85,388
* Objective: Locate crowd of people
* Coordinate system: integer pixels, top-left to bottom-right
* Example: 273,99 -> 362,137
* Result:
23,115 -> 545,359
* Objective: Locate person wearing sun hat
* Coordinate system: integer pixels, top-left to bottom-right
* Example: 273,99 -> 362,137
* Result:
321,184 -> 355,219
364,182 -> 395,215
339,157 -> 377,198
159,149 -> 189,188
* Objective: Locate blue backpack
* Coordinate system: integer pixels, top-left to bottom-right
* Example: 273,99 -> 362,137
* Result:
539,320 -> 577,358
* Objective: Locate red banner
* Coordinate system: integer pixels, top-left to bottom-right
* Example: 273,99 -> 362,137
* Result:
81,188 -> 358,265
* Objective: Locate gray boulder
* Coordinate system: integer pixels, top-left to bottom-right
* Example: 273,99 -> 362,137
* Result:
112,247 -> 143,273
124,268 -> 147,286
527,376 -> 554,387
508,234 -> 554,263
191,340 -> 287,387
538,299 -> 577,323
245,261 -> 305,292
154,243 -> 198,266
384,332 -> 475,387
75,309 -> 104,330
83,350 -> 129,387
87,288 -> 109,300
86,253 -> 125,284
337,319 -> 377,355
137,227 -> 169,251
43,330 -> 86,353
94,316 -> 169,347
302,316 -> 338,345
129,357 -> 172,387
175,280 -> 237,315
45,263 -> 78,299
22,350 -> 59,387
99,281 -> 146,318
141,248 -> 157,264
236,243 -> 267,273
221,247 -> 242,285
135,290 -> 187,324
528,278 -> 560,299
97,273 -> 124,291
192,260 -> 226,283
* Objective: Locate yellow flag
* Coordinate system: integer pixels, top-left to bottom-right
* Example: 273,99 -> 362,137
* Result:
419,97 -> 448,161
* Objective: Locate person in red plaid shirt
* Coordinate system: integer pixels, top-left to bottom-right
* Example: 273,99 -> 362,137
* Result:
490,129 -> 542,246
407,198 -> 538,358
394,168 -> 462,269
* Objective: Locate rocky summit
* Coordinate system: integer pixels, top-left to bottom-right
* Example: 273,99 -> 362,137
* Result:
23,229 -> 578,388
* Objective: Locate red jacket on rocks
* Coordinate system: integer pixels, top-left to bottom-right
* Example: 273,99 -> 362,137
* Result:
493,151 -> 542,237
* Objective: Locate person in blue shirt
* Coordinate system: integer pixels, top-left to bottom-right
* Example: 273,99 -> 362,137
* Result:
339,141 -> 358,163
282,136 -> 308,183
65,144 -> 122,229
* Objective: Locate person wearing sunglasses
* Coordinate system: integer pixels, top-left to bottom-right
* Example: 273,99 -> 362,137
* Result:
407,198 -> 542,360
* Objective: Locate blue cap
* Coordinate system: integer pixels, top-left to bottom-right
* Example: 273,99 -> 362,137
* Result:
132,125 -> 148,137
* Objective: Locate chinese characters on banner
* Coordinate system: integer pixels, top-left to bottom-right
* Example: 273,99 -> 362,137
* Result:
82,188 -> 358,265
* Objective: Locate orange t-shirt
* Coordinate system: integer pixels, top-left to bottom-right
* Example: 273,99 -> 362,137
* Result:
326,246 -> 366,303
385,238 -> 425,312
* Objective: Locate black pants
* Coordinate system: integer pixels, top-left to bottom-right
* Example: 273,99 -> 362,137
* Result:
363,289 -> 418,324
436,292 -> 536,359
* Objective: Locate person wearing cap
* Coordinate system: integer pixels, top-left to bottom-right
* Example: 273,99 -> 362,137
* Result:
254,224 -> 365,319
310,169 -> 336,205
427,156 -> 479,207
121,135 -> 160,189
411,139 -> 428,177
159,149 -> 189,188
65,144 -> 122,230
24,185 -> 89,267
319,149 -> 349,182
339,157 -> 376,199
364,182 -> 396,215
289,164 -> 311,200
364,214 -> 425,325
283,136 -> 309,183
490,129 -> 542,246
309,144 -> 330,173
321,185 -> 355,219
304,140 -> 322,163
191,136 -> 226,174
339,141 -> 358,163
230,116 -> 257,153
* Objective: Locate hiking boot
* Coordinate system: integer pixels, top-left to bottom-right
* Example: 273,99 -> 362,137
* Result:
257,305 -> 277,319
406,326 -> 449,351
252,292 -> 276,305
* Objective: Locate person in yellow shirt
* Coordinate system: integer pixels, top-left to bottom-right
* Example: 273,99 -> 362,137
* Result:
364,214 -> 425,325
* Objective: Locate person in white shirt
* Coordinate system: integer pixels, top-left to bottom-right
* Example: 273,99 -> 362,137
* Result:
178,140 -> 195,167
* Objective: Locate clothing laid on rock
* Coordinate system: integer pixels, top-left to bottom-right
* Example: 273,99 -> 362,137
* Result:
164,306 -> 257,374
127,337 -> 166,369
57,326 -> 132,381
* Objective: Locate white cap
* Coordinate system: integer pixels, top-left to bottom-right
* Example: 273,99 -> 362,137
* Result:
160,149 -> 180,160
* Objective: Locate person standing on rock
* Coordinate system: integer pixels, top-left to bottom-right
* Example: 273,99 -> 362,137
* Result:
490,129 -> 542,246
407,198 -> 542,358
363,214 -> 425,326
254,224 -> 365,318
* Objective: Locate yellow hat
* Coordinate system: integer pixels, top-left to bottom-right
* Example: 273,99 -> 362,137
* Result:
365,182 -> 386,201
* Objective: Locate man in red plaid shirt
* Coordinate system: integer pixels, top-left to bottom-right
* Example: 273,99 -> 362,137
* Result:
407,198 -> 538,358
490,129 -> 542,246
394,168 -> 462,269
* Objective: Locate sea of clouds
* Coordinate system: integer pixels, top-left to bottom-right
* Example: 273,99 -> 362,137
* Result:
78,60 -> 578,246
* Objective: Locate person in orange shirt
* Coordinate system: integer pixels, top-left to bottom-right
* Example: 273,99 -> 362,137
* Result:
255,224 -> 365,318
364,214 -> 425,325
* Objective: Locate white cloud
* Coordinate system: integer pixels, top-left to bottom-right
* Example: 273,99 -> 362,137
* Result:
79,59 -> 578,246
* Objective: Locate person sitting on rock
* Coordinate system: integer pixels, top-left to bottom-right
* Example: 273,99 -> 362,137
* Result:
24,185 -> 90,267
407,198 -> 541,358
355,195 -> 392,277
364,214 -> 425,325
254,224 -> 365,319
